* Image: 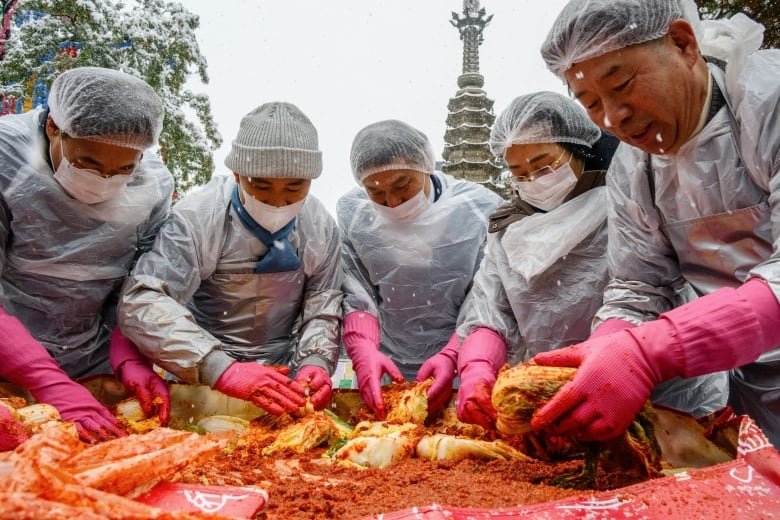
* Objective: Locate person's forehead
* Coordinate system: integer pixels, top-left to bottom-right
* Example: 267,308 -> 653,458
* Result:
363,169 -> 419,187
64,136 -> 141,161
247,177 -> 308,186
506,142 -> 560,162
566,46 -> 640,90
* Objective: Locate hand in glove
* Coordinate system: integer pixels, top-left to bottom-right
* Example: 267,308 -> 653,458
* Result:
532,278 -> 780,441
0,307 -> 126,443
294,365 -> 333,410
214,362 -> 307,415
456,327 -> 506,430
531,329 -> 665,441
415,333 -> 459,413
343,311 -> 403,420
590,318 -> 636,339
109,327 -> 170,425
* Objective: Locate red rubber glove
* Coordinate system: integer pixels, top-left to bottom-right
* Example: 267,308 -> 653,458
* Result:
109,327 -> 170,425
343,311 -> 403,420
532,278 -> 780,441
0,406 -> 29,451
531,329 -> 666,441
590,318 -> 636,339
415,333 -> 459,413
0,306 -> 126,443
456,327 -> 507,430
214,362 -> 307,415
294,365 -> 333,410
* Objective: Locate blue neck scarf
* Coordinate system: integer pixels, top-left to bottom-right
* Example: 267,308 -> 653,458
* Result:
230,186 -> 301,273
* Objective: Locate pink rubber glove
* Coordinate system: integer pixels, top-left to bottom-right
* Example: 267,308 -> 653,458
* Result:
590,318 -> 636,339
214,362 -> 307,415
0,406 -> 29,451
456,327 -> 507,430
109,327 -> 170,425
532,278 -> 780,441
343,311 -> 403,420
415,333 -> 459,413
294,365 -> 333,410
0,306 -> 126,443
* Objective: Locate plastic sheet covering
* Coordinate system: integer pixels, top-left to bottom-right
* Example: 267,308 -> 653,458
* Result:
502,187 -> 605,283
338,173 -> 502,378
364,416 -> 780,519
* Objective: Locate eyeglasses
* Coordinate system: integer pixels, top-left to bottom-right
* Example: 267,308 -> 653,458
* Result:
511,149 -> 570,183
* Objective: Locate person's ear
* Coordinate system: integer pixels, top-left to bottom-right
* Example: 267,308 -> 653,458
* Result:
668,19 -> 701,68
233,172 -> 240,184
45,115 -> 61,140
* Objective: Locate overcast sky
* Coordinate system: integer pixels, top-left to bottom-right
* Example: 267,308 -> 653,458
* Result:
183,0 -> 571,214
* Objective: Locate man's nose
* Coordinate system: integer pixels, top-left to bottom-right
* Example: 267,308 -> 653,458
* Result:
601,97 -> 631,131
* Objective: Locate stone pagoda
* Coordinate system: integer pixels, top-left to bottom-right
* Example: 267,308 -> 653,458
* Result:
442,0 -> 507,198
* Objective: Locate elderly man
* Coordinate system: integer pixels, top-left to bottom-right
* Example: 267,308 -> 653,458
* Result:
119,102 -> 341,415
0,67 -> 173,443
531,0 -> 780,446
338,119 -> 502,419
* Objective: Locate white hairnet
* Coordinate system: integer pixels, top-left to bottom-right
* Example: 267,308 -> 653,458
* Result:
489,91 -> 601,158
541,0 -> 702,79
350,119 -> 434,183
48,67 -> 164,150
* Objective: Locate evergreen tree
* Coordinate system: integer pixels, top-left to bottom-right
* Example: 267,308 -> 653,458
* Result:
699,0 -> 779,49
0,0 -> 221,195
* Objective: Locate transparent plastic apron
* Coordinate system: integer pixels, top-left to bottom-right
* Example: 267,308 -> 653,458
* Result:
649,71 -> 780,444
188,202 -> 306,366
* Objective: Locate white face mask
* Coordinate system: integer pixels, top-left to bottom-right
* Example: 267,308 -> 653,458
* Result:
52,142 -> 131,204
372,189 -> 431,223
242,191 -> 305,233
511,160 -> 578,211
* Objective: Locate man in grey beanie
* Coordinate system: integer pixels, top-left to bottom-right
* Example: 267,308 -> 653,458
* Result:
119,102 -> 342,415
530,0 -> 780,447
0,66 -> 173,445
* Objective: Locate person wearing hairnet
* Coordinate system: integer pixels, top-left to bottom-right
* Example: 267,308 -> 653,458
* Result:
339,120 -> 502,419
454,92 -> 726,430
0,67 -> 173,443
119,102 -> 341,415
532,0 -> 780,447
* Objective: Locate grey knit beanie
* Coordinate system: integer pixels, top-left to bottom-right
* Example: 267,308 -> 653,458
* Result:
225,102 -> 322,179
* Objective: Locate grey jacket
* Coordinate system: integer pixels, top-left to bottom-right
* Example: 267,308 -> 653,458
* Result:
119,175 -> 342,386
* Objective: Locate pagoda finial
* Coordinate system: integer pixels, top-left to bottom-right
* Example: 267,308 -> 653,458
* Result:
450,0 -> 493,76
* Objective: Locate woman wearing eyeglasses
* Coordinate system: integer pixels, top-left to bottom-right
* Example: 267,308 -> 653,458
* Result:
454,91 -> 727,429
